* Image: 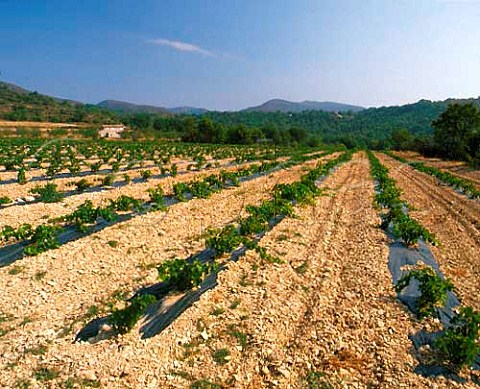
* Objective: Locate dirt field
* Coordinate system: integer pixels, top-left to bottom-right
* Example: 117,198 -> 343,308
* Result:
0,151 -> 478,388
395,151 -> 480,189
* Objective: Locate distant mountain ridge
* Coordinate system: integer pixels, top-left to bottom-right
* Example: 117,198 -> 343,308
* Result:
97,100 -> 207,115
244,99 -> 365,113
97,100 -> 170,114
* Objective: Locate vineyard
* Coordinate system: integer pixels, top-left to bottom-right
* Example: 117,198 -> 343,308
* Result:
0,140 -> 479,388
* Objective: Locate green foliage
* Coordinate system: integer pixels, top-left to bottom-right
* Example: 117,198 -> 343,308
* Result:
206,225 -> 245,256
239,215 -> 268,235
34,367 -> 60,382
0,196 -> 12,205
1,224 -> 34,242
0,81 -> 118,124
90,161 -> 102,172
29,182 -> 64,203
433,103 -> 480,164
170,163 -> 178,177
102,173 -> 115,186
110,195 -> 142,212
140,169 -> 152,180
157,258 -> 217,291
368,151 -> 438,246
74,178 -> 92,192
303,370 -> 334,389
395,265 -> 454,319
274,181 -> 320,205
190,380 -> 221,389
62,200 -> 109,232
17,166 -> 27,184
173,182 -> 189,201
212,348 -> 230,365
434,307 -> 480,372
147,185 -> 166,210
24,225 -> 62,256
392,215 -> 438,246
110,294 -> 157,335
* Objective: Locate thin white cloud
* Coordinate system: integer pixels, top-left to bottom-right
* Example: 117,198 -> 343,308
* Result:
148,38 -> 214,57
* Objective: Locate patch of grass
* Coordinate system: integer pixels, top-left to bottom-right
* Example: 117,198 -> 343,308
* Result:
0,312 -> 13,323
190,379 -> 221,389
20,317 -> 33,326
294,261 -> 308,275
276,233 -> 289,241
15,379 -> 30,389
212,348 -> 230,365
63,377 -> 100,388
86,305 -> 99,318
34,271 -> 47,281
0,328 -> 13,337
107,240 -> 119,248
229,299 -> 240,309
24,344 -> 48,356
110,288 -> 130,301
34,367 -> 60,382
8,265 -> 24,275
303,370 -> 334,389
239,273 -> 253,287
210,307 -> 225,316
169,370 -> 194,381
227,325 -> 250,350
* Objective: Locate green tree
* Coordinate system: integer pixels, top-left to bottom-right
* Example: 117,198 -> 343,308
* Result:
390,128 -> 414,150
432,103 -> 480,161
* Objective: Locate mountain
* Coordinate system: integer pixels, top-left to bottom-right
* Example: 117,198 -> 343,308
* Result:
0,81 -> 118,123
244,99 -> 365,113
97,100 -> 170,114
97,100 -> 208,115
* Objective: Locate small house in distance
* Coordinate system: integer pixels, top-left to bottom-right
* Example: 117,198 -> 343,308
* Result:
99,124 -> 125,138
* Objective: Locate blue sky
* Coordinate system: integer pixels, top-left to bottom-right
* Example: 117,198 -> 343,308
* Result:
1,0 -> 480,110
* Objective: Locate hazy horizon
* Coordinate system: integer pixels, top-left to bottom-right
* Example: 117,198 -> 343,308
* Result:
1,0 -> 480,111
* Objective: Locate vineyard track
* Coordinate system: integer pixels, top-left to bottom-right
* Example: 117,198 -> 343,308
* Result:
378,153 -> 480,312
0,159 -> 265,230
209,151 -> 444,388
0,156 -> 335,388
395,151 -> 480,189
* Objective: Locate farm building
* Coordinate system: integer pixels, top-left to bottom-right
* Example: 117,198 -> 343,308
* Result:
99,124 -> 125,138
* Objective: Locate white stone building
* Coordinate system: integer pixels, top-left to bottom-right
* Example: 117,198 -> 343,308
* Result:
99,125 -> 125,138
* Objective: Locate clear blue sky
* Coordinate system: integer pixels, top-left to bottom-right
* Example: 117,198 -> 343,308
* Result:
1,0 -> 479,110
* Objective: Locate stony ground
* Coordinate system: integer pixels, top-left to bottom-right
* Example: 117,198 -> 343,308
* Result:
394,151 -> 480,189
379,153 -> 480,312
0,151 -> 479,388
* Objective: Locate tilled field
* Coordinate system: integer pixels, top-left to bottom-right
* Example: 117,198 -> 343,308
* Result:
0,151 -> 479,388
0,159 -> 257,230
394,151 -> 480,189
378,153 -> 480,312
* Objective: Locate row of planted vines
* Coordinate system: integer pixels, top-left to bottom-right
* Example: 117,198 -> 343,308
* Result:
0,142 -> 478,388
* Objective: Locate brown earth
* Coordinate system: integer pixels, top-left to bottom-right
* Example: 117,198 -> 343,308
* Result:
0,157 -> 327,388
378,153 -> 480,312
0,152 -> 476,388
395,151 -> 480,188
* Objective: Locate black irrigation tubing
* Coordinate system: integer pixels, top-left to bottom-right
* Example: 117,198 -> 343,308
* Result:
75,220 -> 279,343
369,155 -> 480,380
0,155 -> 323,267
0,160 -> 251,210
75,153 -> 346,343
